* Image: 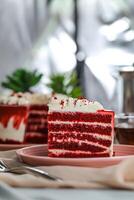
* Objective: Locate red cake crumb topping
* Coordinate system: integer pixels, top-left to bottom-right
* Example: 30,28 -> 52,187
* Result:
60,100 -> 64,108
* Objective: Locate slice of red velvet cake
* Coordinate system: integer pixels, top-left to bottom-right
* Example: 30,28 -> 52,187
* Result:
0,93 -> 29,144
48,95 -> 114,158
24,93 -> 49,144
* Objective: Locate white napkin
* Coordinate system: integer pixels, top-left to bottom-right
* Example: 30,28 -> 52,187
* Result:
0,150 -> 134,189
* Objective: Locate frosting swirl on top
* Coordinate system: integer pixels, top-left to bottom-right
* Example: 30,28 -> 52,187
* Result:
49,94 -> 103,112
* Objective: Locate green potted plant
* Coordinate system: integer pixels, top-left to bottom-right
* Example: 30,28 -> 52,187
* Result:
1,68 -> 43,92
47,71 -> 83,98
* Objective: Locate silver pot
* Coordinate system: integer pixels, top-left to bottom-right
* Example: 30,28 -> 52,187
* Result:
118,66 -> 134,113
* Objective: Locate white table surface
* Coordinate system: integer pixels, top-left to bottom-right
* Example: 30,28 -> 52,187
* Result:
17,188 -> 134,200
0,182 -> 134,200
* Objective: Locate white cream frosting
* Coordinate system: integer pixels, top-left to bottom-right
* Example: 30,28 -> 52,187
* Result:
49,149 -> 111,156
0,117 -> 26,142
0,93 -> 29,105
0,92 -> 50,105
49,121 -> 111,126
49,94 -> 103,112
23,93 -> 50,105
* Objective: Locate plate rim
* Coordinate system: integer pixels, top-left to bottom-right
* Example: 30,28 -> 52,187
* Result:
16,144 -> 134,162
0,143 -> 44,151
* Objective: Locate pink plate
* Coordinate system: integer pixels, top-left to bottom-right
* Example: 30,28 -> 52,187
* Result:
16,144 -> 134,168
0,144 -> 36,151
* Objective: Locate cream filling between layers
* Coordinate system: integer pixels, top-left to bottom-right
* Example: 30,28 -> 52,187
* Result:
30,111 -> 48,115
49,149 -> 112,156
50,138 -> 110,149
49,132 -> 112,140
0,118 -> 26,142
49,121 -> 111,126
28,118 -> 48,123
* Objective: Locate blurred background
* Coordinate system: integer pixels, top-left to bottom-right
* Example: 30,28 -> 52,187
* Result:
1,0 -> 134,113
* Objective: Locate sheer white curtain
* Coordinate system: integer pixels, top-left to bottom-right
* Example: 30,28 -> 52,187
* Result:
0,0 -> 134,112
0,0 -> 48,91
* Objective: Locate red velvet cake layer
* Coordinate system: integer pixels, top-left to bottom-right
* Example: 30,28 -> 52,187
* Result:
48,111 -> 113,123
28,118 -> 47,123
48,151 -> 110,158
48,123 -> 112,136
29,105 -> 48,111
27,123 -> 48,130
24,132 -> 48,144
49,132 -> 112,147
49,142 -> 106,152
29,112 -> 48,116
